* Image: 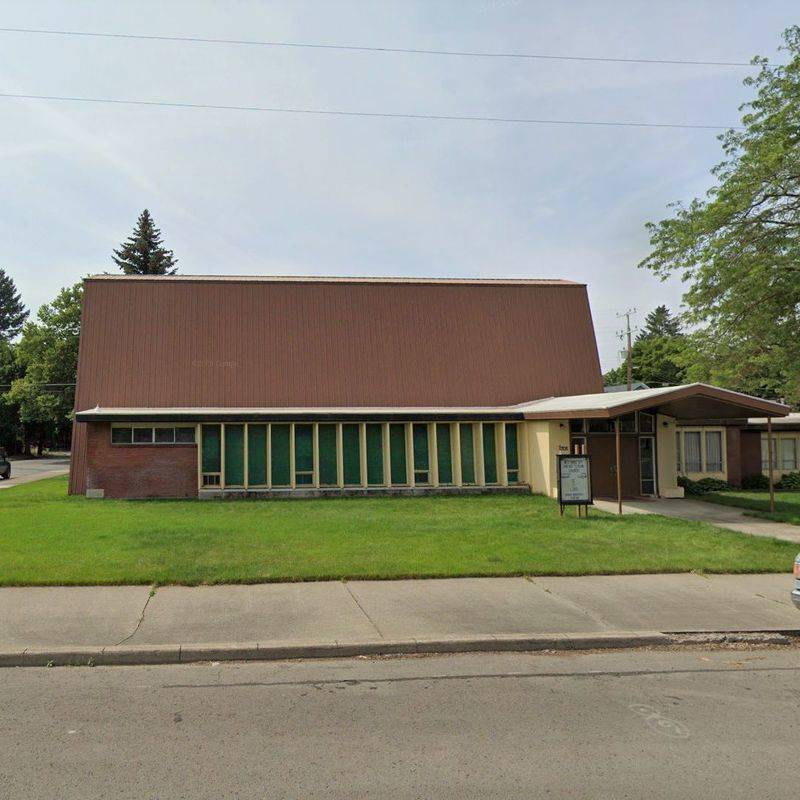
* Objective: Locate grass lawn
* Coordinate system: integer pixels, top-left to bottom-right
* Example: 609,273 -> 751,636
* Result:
1,476 -> 796,586
699,490 -> 800,526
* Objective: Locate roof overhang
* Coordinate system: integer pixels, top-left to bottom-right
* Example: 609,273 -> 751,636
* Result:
519,384 -> 790,421
75,385 -> 790,425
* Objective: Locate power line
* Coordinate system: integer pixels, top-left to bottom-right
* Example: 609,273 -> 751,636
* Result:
0,26 -> 770,68
0,92 -> 744,131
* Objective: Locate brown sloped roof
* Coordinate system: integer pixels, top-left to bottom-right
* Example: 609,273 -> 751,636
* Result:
73,274 -> 604,410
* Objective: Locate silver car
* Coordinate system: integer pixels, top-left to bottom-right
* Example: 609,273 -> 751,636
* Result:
793,555 -> 800,609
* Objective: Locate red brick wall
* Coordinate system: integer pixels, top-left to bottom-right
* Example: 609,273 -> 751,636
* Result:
725,427 -> 742,487
85,423 -> 198,499
740,430 -> 762,482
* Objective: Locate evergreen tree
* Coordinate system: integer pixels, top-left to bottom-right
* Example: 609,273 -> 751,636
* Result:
603,305 -> 687,387
0,268 -> 29,340
112,209 -> 178,275
637,305 -> 683,340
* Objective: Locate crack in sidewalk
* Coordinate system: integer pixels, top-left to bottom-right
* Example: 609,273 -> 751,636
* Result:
342,581 -> 385,639
114,585 -> 157,647
524,576 -> 616,631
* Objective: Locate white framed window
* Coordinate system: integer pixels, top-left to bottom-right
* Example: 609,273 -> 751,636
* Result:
683,432 -> 701,472
781,438 -> 797,471
761,436 -> 778,470
705,431 -> 723,472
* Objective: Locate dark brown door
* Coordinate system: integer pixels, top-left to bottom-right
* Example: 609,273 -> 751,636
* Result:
587,435 -> 640,498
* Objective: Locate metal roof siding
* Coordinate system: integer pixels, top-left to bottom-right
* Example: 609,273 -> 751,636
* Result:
73,277 -> 604,411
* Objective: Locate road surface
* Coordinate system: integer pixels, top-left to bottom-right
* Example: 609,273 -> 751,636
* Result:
1,647 -> 798,799
0,457 -> 70,489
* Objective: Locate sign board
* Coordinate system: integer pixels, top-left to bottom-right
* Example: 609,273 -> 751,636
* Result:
557,454 -> 593,507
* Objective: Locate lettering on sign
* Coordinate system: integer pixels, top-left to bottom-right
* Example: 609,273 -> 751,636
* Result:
557,454 -> 593,506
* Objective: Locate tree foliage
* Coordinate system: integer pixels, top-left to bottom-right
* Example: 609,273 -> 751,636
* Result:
0,268 -> 28,340
112,209 -> 178,275
639,26 -> 800,405
603,306 -> 687,388
6,283 -> 83,453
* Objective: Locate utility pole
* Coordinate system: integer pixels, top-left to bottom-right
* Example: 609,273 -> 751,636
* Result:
616,309 -> 636,391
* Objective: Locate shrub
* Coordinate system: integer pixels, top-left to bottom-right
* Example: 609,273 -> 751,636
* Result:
777,471 -> 800,491
741,473 -> 770,491
678,475 -> 733,495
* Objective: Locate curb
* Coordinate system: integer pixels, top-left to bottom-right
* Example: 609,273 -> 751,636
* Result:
1,629 -> 796,668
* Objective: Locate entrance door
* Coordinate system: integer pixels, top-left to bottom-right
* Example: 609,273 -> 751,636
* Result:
587,435 -> 640,498
639,436 -> 657,496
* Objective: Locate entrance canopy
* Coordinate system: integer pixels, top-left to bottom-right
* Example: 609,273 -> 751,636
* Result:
518,383 -> 789,420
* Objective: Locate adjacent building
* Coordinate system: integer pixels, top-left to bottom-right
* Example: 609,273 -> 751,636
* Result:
69,275 -> 789,500
676,413 -> 800,486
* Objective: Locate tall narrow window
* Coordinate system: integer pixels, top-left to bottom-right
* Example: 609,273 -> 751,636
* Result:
389,424 -> 407,485
224,424 -> 245,486
505,423 -> 519,484
201,424 -> 221,486
413,424 -> 430,485
483,423 -> 498,484
294,424 -> 314,485
247,424 -> 267,486
436,424 -> 453,485
460,424 -> 475,485
781,438 -> 797,471
705,431 -> 723,472
342,424 -> 361,485
271,424 -> 291,486
683,432 -> 701,472
318,424 -> 338,486
366,424 -> 384,485
675,431 -> 681,472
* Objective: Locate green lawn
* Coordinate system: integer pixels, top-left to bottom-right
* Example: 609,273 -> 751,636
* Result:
0,477 -> 795,586
700,490 -> 800,526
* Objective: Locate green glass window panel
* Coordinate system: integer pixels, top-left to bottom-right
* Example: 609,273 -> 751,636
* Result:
505,423 -> 519,482
294,424 -> 313,485
436,424 -> 453,484
366,424 -> 384,485
202,425 -> 221,473
460,424 -> 475,484
389,424 -> 407,485
483,423 -> 498,484
247,424 -> 267,485
413,424 -> 429,485
342,424 -> 361,485
224,424 -> 245,486
271,424 -> 291,486
318,424 -> 338,486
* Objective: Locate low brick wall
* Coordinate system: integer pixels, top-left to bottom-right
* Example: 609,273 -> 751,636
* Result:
85,423 -> 197,499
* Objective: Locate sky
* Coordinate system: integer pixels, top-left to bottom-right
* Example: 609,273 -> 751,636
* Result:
1,0 -> 796,373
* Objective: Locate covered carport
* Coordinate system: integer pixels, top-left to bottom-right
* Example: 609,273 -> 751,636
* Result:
519,384 -> 790,514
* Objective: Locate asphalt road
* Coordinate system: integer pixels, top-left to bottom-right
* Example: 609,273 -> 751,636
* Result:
2,647 -> 799,799
0,457 -> 70,488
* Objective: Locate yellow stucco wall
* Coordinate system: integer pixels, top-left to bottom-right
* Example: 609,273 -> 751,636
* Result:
656,414 -> 684,498
521,420 -> 570,497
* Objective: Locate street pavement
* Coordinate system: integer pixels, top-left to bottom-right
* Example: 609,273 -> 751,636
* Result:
1,647 -> 798,799
0,456 -> 70,489
3,573 -> 798,656
595,496 -> 800,544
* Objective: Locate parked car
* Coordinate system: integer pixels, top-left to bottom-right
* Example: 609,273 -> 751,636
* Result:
0,449 -> 9,480
793,555 -> 800,610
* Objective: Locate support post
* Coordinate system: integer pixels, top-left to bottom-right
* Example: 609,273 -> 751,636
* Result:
767,417 -> 775,513
615,417 -> 622,515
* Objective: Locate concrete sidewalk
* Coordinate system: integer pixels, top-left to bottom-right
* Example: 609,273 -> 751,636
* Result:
594,497 -> 800,544
2,573 -> 798,666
